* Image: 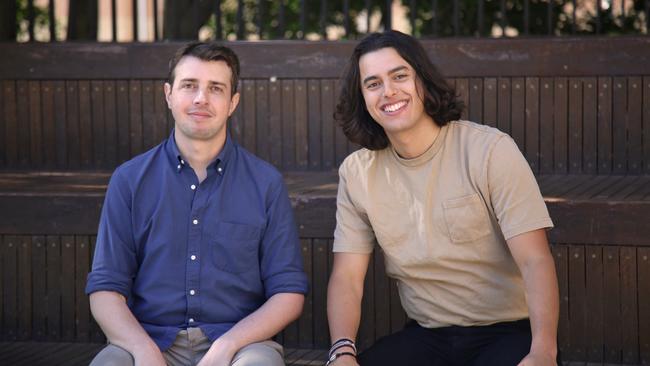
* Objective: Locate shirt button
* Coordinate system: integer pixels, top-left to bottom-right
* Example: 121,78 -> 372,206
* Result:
177,164 -> 181,169
190,255 -> 197,261
192,219 -> 198,225
189,318 -> 195,323
181,159 -> 185,165
189,289 -> 196,295
217,167 -> 223,173
190,184 -> 196,190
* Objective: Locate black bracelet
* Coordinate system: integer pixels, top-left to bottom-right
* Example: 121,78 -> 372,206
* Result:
326,351 -> 356,366
329,338 -> 357,359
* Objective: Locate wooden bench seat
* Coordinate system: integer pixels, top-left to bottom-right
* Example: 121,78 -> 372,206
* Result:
1,171 -> 649,365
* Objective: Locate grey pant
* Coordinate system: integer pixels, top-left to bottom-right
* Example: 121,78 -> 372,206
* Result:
90,328 -> 285,366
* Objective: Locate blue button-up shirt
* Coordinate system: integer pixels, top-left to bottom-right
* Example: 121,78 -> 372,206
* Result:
86,131 -> 308,351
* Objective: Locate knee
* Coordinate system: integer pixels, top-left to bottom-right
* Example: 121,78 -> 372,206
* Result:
89,344 -> 135,366
231,341 -> 284,366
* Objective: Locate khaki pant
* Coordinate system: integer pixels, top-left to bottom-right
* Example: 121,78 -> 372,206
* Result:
90,328 -> 285,366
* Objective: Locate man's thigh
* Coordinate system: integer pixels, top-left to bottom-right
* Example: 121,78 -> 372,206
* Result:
89,344 -> 134,366
230,340 -> 284,366
358,323 -> 449,366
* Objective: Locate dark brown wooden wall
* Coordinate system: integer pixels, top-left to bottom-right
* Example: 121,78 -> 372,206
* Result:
2,38 -> 650,174
2,235 -> 650,364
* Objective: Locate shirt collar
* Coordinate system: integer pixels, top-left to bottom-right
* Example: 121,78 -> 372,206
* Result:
165,129 -> 234,175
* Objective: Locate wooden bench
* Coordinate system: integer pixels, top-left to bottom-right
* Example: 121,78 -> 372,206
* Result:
1,38 -> 649,365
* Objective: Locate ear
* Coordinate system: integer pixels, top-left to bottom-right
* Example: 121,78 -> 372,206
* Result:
164,82 -> 172,109
228,92 -> 240,117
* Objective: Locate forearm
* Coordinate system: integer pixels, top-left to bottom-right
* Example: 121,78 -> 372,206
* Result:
521,256 -> 559,357
327,271 -> 363,343
215,292 -> 304,353
89,291 -> 160,357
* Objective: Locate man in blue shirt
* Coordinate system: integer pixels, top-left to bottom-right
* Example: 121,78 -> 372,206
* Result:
86,42 -> 308,366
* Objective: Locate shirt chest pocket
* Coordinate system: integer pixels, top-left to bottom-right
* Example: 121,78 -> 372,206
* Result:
442,193 -> 492,243
210,222 -> 262,274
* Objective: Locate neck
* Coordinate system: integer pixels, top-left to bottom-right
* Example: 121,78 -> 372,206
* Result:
388,117 -> 441,159
174,129 -> 225,182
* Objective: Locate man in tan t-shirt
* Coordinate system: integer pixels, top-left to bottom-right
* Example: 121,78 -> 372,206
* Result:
326,30 -> 560,366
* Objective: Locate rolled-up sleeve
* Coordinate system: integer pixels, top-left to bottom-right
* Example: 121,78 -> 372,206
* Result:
259,177 -> 309,299
85,168 -> 138,298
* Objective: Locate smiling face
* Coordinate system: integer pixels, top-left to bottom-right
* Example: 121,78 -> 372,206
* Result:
359,47 -> 434,140
164,56 -> 240,145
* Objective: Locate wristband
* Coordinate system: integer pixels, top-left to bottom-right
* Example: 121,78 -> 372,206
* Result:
325,351 -> 356,366
328,338 -> 357,359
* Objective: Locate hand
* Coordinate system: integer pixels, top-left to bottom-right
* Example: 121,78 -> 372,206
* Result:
133,347 -> 167,366
330,353 -> 359,366
196,338 -> 238,366
517,351 -> 557,366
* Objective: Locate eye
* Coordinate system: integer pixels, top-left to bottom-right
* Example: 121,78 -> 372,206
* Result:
180,82 -> 196,90
365,81 -> 380,90
210,85 -> 224,93
394,73 -> 408,81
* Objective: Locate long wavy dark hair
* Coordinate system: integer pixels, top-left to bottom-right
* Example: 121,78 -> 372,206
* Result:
334,30 -> 464,150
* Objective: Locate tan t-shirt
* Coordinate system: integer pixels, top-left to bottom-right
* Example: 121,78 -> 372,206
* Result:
333,120 -> 553,328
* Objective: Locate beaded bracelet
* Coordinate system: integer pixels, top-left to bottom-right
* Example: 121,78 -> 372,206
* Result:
325,351 -> 356,366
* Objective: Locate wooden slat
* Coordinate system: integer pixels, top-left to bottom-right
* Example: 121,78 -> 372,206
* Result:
299,239 -> 314,348
609,175 -> 649,201
620,247 -> 639,364
78,81 -> 93,168
230,82 -> 244,144
568,78 -> 583,173
89,236 -> 105,343
321,80 -> 335,170
75,236 -> 90,342
53,81 -> 67,168
0,236 -> 3,338
61,236 -> 75,342
510,78 -> 526,153
603,246 -> 622,363
31,236 -> 46,341
554,77 -> 568,173
90,80 -> 105,168
612,77 -> 627,174
638,247 -> 650,364
468,78 -> 483,123
46,236 -> 61,341
582,78 -> 598,174
41,81 -> 56,168
3,81 -> 18,167
3,236 -> 18,340
483,77 -> 497,127
552,244 -> 569,357
153,82 -> 167,146
17,81 -> 30,167
564,175 -> 615,201
539,78 -> 554,174
627,77 -> 643,173
103,81 -> 118,168
255,80 -> 270,162
281,80 -> 296,170
295,80 -> 308,170
334,80 -> 348,166
456,78 -> 469,121
269,81 -> 282,167
497,77 -> 511,135
129,80 -> 143,156
65,81 -> 81,168
243,80 -> 256,153
17,236 -> 32,341
0,84 -> 4,167
645,77 -> 650,174
389,280 -> 405,335
597,77 -> 612,174
525,78 -> 540,172
308,80 -> 322,170
116,81 -> 131,164
141,80 -> 156,151
593,175 -> 637,200
373,249 -> 390,340
585,246 -> 604,363
28,81 -> 43,167
568,245 -> 586,361
312,239 -> 329,348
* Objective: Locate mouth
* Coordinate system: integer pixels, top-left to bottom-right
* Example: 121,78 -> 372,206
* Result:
188,110 -> 213,119
380,100 -> 408,114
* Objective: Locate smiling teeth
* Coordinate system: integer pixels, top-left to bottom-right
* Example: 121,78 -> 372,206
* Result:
384,101 -> 406,112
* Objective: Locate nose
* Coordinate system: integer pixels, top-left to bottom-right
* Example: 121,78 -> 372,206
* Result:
193,88 -> 207,105
383,82 -> 397,98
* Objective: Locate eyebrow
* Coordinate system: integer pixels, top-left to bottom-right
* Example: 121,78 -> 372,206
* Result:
361,65 -> 409,85
178,78 -> 228,88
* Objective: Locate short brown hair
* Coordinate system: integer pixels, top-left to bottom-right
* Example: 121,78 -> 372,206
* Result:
168,42 -> 240,95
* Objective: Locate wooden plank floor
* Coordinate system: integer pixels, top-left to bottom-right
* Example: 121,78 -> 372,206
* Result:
0,343 -> 327,366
